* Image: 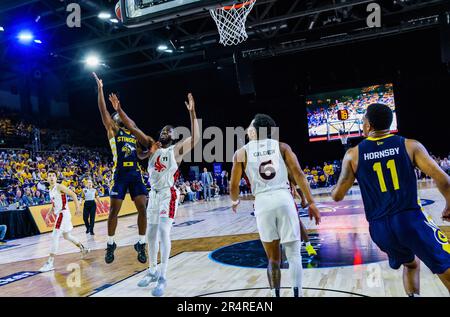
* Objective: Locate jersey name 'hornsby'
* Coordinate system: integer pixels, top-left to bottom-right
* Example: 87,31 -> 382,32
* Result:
363,147 -> 399,161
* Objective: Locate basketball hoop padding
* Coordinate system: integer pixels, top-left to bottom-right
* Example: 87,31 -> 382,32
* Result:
210,0 -> 256,46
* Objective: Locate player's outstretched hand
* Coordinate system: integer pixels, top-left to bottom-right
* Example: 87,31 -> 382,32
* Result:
442,205 -> 450,222
93,72 -> 103,89
151,142 -> 161,154
109,93 -> 121,111
185,93 -> 195,112
308,203 -> 321,225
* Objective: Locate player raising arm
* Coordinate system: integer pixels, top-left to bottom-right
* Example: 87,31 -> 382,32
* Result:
108,93 -> 156,154
93,72 -> 150,265
109,92 -> 200,163
109,92 -> 200,297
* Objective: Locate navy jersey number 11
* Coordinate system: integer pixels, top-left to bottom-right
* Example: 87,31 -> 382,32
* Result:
355,134 -> 420,221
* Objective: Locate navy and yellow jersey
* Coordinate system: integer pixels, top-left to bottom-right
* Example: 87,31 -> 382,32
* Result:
355,134 -> 420,222
109,128 -> 140,174
108,128 -> 147,200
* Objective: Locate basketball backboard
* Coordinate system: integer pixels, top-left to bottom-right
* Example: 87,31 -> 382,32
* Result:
119,0 -> 234,28
326,118 -> 363,141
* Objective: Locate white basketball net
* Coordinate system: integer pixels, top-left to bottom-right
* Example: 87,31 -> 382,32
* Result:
339,130 -> 349,145
210,0 -> 256,46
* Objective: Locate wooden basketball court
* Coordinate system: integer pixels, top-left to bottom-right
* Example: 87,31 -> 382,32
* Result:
0,181 -> 448,297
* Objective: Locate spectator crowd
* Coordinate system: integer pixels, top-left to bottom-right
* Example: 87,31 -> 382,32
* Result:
0,117 -> 34,139
415,154 -> 450,179
0,145 -> 362,210
1,107 -> 448,211
175,170 -> 230,204
0,146 -> 234,210
303,161 -> 341,189
0,147 -> 113,210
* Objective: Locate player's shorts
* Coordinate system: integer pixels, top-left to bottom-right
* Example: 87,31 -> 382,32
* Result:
147,187 -> 179,224
369,208 -> 450,274
110,169 -> 147,200
254,188 -> 301,244
52,210 -> 73,235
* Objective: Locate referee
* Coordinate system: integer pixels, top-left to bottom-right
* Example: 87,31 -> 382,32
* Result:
82,179 -> 102,235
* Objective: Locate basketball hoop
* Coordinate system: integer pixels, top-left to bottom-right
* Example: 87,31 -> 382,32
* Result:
338,129 -> 349,145
210,0 -> 256,46
340,135 -> 348,145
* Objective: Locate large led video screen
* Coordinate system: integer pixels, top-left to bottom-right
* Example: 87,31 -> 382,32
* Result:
306,83 -> 397,142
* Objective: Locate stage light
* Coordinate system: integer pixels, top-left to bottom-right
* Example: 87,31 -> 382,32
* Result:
98,12 -> 112,20
18,31 -> 34,43
0,26 -> 4,32
110,18 -> 119,23
34,39 -> 42,44
85,55 -> 100,68
164,49 -> 173,53
157,44 -> 168,51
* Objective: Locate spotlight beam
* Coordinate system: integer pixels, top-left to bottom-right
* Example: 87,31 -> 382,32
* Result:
0,0 -> 41,15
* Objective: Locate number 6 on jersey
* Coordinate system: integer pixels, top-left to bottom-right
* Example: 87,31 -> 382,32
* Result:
259,160 -> 276,180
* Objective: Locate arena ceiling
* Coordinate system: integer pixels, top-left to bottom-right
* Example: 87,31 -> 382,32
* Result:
0,0 -> 448,90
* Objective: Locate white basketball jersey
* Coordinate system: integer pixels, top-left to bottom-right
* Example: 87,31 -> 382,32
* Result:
243,139 -> 290,196
148,145 -> 179,191
50,185 -> 68,214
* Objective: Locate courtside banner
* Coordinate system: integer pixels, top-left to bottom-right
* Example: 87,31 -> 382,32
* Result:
29,196 -> 137,233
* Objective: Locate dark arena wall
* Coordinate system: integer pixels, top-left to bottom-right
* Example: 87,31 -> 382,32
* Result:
70,27 -> 450,169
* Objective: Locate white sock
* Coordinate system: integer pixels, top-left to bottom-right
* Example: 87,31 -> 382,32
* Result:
159,218 -> 173,279
139,235 -> 146,244
48,256 -> 54,265
283,240 -> 303,296
50,232 -> 61,255
107,236 -> 115,245
147,224 -> 159,272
